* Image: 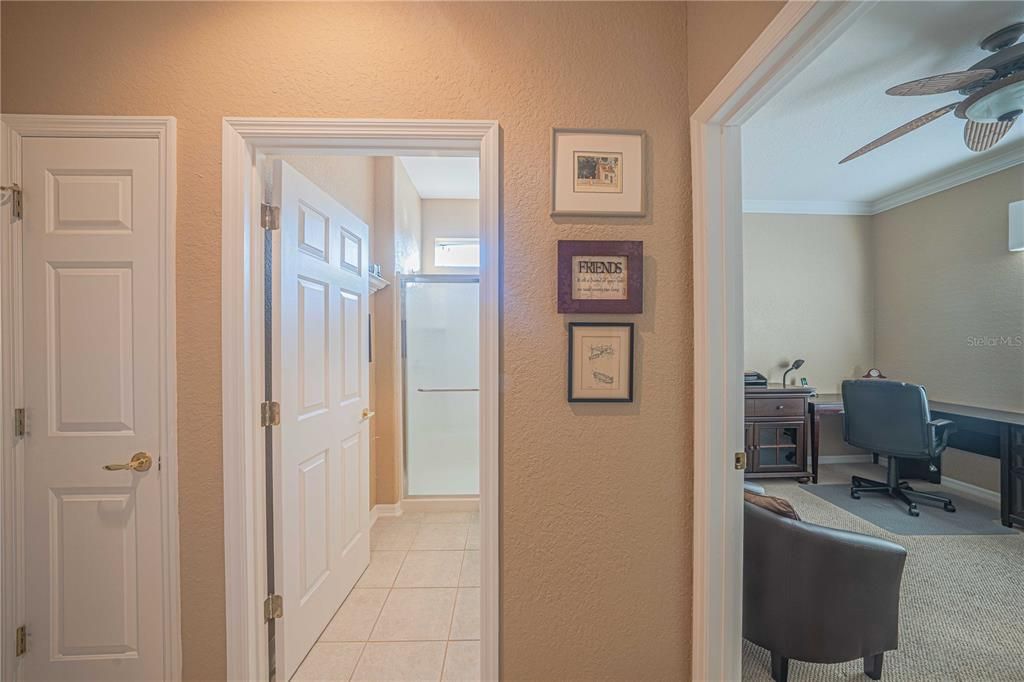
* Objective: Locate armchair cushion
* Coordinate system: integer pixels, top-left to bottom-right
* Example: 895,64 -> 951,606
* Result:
744,489 -> 801,521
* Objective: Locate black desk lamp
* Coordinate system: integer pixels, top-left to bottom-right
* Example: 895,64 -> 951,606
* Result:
782,359 -> 804,386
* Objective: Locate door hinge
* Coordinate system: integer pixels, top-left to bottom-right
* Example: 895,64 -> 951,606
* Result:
734,451 -> 747,471
2,184 -> 22,221
261,401 -> 281,427
264,594 -> 283,621
13,408 -> 26,438
260,203 -> 280,231
15,625 -> 26,657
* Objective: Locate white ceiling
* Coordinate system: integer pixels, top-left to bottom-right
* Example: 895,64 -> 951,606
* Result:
743,1 -> 1024,212
398,156 -> 479,200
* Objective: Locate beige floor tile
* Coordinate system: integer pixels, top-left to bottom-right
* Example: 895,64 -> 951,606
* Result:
458,551 -> 480,588
465,524 -> 480,550
371,523 -> 419,550
356,551 -> 406,588
292,642 -> 363,681
395,550 -> 464,588
449,588 -> 480,640
351,641 -> 446,682
442,641 -> 481,682
370,588 -> 457,641
320,589 -> 388,642
413,523 -> 469,550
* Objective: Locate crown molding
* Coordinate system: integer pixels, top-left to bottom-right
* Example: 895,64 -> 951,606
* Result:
744,144 -> 1024,217
743,199 -> 874,215
871,144 -> 1024,214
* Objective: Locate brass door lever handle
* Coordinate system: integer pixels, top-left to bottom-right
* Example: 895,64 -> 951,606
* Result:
361,409 -> 376,421
103,452 -> 153,472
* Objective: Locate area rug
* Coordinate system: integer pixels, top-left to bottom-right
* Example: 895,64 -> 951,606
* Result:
800,483 -> 1014,535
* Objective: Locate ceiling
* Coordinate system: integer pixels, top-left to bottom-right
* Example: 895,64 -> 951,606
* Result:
743,1 -> 1024,213
398,156 -> 479,200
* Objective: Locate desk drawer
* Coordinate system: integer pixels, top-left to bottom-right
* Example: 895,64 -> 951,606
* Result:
746,397 -> 805,418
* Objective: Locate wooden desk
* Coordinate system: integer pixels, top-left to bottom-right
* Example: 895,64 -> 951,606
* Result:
808,394 -> 1024,528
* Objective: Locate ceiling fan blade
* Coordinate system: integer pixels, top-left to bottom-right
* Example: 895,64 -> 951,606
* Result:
840,102 -> 959,164
963,117 -> 1016,152
886,69 -> 995,96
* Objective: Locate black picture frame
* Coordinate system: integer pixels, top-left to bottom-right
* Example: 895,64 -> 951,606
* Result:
567,322 -> 635,403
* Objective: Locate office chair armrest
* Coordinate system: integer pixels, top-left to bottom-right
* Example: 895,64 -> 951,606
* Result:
928,418 -> 957,453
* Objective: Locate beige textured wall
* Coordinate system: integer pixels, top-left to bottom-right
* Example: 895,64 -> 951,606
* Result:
422,199 -> 480,274
874,166 -> 1024,413
1,2 -> 783,678
686,1 -> 786,113
743,213 -> 876,393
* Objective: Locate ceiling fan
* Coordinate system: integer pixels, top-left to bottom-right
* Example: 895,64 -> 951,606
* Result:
840,22 -> 1024,163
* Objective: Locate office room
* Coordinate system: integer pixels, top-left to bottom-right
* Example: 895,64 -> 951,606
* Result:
735,2 -> 1024,680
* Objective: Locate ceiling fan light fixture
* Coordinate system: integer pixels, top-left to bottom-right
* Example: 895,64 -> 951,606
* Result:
964,80 -> 1024,122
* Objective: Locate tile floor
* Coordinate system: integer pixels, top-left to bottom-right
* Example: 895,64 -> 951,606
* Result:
292,510 -> 481,682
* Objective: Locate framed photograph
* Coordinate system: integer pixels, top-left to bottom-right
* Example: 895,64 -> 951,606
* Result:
568,322 -> 634,402
551,128 -> 646,217
557,240 -> 643,314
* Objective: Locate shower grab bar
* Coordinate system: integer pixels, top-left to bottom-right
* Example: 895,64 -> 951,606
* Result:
417,388 -> 480,392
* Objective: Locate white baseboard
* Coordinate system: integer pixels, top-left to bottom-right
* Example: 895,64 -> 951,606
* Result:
400,497 -> 479,513
819,454 -> 873,464
938,476 -> 1001,507
370,502 -> 403,527
867,455 -> 1000,507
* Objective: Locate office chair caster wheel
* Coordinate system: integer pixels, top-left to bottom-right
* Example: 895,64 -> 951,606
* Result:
851,490 -> 861,499
944,502 -> 956,513
908,504 -> 919,517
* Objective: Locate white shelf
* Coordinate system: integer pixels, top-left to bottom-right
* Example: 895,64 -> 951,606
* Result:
369,273 -> 390,294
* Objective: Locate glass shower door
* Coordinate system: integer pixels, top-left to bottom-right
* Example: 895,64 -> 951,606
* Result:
403,277 -> 480,496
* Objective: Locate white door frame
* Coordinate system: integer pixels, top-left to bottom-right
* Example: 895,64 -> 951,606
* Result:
0,114 -> 180,681
689,2 -> 873,679
221,118 -> 501,681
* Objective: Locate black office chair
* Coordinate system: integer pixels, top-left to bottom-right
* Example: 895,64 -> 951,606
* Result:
842,379 -> 958,517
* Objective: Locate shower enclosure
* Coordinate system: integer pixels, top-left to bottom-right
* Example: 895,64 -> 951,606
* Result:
402,275 -> 480,497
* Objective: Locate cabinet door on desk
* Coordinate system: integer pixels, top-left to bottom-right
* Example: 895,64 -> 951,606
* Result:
752,422 -> 805,472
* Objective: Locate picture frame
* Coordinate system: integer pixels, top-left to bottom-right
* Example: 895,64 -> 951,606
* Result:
568,322 -> 635,403
557,240 -> 643,314
551,128 -> 646,217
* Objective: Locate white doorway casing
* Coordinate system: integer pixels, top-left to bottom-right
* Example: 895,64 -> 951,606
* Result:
0,115 -> 180,682
689,2 -> 874,680
221,119 -> 501,681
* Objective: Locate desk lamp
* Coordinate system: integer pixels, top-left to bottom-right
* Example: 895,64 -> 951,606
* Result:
782,359 -> 804,387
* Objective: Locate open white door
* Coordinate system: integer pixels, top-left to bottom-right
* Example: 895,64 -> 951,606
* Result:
271,160 -> 371,680
18,136 -> 172,681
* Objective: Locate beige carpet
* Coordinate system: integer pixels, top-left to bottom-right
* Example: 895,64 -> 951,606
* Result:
742,470 -> 1024,681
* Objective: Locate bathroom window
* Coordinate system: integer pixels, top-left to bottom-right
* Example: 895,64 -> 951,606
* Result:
434,237 -> 480,268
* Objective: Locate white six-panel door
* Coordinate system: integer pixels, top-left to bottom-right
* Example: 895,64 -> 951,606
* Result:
19,137 -> 168,681
271,161 -> 371,680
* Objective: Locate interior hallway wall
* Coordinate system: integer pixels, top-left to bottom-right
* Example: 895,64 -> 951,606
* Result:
743,213 -> 876,393
1,2 -> 783,678
422,199 -> 480,274
873,166 -> 1024,491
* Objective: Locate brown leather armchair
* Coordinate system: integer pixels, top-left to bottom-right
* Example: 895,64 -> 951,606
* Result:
743,500 -> 908,681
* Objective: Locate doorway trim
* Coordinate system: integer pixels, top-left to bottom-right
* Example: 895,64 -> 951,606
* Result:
0,114 -> 180,681
689,2 -> 873,679
221,118 -> 501,681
